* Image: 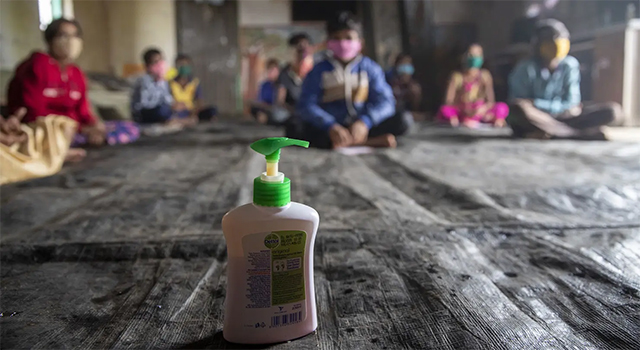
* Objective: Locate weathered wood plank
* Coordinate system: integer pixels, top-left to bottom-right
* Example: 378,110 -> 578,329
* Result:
1,260 -> 160,349
1,124 -> 639,350
1,146 -> 257,246
379,138 -> 640,226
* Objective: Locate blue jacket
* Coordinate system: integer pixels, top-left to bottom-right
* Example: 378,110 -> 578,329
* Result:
509,56 -> 581,115
297,55 -> 396,131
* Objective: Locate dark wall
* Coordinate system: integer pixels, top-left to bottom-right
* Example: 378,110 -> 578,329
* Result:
368,0 -> 403,69
176,0 -> 240,114
400,0 -> 436,113
291,0 -> 358,21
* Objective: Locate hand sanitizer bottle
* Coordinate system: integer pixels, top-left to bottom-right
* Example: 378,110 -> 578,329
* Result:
222,137 -> 319,344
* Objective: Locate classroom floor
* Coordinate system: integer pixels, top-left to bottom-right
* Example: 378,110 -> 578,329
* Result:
1,123 -> 639,349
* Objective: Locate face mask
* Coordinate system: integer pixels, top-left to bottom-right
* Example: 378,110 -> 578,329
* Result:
555,38 -> 570,60
539,38 -> 570,61
396,64 -> 414,76
177,65 -> 192,78
52,36 -> 83,61
298,56 -> 314,78
149,60 -> 167,79
327,39 -> 362,61
267,67 -> 279,80
466,56 -> 483,69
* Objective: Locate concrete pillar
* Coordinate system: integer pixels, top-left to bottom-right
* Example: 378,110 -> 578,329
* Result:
0,0 -> 43,71
369,0 -> 403,69
62,0 -> 74,18
74,0 -> 111,73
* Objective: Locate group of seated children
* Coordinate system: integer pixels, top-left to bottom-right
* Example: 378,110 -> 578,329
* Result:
256,13 -> 622,148
131,49 -> 215,127
2,14 -> 625,165
251,33 -> 315,126
5,18 -> 140,163
2,17 -> 215,153
0,17 -> 216,184
438,18 -> 622,138
256,13 -> 412,149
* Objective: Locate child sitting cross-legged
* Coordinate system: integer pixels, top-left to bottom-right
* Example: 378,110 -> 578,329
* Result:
292,12 -> 411,149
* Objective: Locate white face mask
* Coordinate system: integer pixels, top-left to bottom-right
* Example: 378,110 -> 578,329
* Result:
52,36 -> 83,61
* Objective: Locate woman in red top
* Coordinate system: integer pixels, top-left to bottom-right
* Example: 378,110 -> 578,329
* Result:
7,18 -> 106,146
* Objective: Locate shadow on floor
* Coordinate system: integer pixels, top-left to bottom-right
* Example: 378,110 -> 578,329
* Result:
178,330 -> 316,349
408,124 -> 514,143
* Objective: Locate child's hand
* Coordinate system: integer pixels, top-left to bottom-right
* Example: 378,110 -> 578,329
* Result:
87,130 -> 105,146
83,122 -> 106,146
0,108 -> 27,146
1,108 -> 26,134
329,124 -> 353,149
349,120 -> 369,145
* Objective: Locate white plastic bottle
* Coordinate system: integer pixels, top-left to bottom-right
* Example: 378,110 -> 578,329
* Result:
222,137 -> 319,344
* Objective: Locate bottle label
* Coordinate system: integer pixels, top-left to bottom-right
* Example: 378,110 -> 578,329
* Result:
241,230 -> 307,328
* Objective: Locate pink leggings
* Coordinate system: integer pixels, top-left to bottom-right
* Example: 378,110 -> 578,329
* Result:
438,102 -> 509,122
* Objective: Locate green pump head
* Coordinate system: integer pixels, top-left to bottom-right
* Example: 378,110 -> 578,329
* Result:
250,137 -> 309,207
251,137 -> 309,164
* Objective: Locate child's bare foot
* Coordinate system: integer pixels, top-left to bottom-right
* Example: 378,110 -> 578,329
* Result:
181,117 -> 199,127
167,119 -> 183,127
257,111 -> 269,124
65,148 -> 87,163
364,134 -> 397,148
463,119 -> 480,128
494,119 -> 506,128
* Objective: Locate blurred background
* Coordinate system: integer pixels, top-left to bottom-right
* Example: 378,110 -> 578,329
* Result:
1,0 -> 639,125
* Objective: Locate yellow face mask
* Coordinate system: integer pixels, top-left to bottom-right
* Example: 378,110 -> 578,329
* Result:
540,38 -> 570,61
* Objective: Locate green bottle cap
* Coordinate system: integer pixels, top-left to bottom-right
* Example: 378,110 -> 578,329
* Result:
250,137 -> 309,207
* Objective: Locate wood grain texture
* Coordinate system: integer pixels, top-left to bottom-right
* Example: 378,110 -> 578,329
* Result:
1,124 -> 639,349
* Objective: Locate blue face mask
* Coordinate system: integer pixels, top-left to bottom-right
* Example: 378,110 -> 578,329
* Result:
397,64 -> 415,76
466,56 -> 484,69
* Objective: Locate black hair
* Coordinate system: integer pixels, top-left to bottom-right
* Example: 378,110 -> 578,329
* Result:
142,48 -> 162,66
288,33 -> 312,47
534,19 -> 570,42
266,58 -> 280,69
326,11 -> 362,36
175,53 -> 192,64
44,18 -> 82,44
394,53 -> 412,66
467,43 -> 483,52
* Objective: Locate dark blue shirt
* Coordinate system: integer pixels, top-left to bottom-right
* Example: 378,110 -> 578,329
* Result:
258,80 -> 275,105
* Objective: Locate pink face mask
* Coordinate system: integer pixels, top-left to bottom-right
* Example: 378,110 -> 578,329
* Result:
149,60 -> 167,80
327,39 -> 362,61
266,67 -> 280,81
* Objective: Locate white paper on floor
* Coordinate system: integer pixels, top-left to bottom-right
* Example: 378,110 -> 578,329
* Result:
336,146 -> 375,156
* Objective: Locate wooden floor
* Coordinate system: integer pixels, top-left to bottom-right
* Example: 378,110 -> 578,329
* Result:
2,123 -> 640,350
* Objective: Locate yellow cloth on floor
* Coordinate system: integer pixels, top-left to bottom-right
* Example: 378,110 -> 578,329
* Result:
0,116 -> 78,185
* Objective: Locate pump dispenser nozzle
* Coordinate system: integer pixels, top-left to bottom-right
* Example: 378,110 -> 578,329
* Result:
250,137 -> 309,207
251,137 -> 309,177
